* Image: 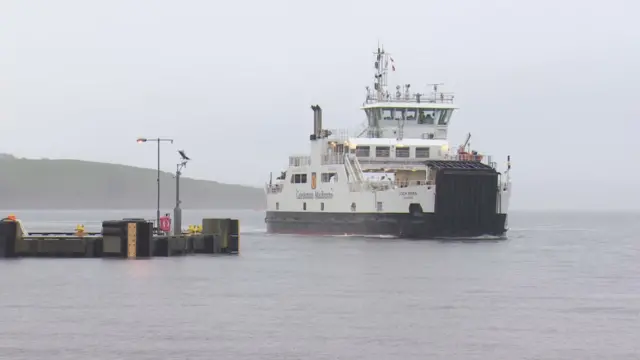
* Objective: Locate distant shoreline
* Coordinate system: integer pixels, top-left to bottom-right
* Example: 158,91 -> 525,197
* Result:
0,155 -> 266,210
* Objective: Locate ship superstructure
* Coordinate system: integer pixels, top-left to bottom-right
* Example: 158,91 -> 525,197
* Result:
265,46 -> 511,238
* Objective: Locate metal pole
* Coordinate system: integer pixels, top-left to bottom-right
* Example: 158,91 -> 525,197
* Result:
173,164 -> 182,235
156,138 -> 161,232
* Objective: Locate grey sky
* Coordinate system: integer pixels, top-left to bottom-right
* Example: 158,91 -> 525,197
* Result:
2,0 -> 638,210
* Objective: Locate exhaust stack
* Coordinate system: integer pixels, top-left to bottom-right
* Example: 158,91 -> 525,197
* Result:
310,105 -> 323,140
316,105 -> 323,137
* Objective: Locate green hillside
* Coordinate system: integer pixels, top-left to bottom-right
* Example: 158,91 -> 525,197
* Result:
0,154 -> 265,209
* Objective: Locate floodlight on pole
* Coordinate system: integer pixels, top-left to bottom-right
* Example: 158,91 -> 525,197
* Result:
136,137 -> 174,231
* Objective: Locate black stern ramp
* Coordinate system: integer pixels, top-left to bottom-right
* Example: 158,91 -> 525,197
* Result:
426,160 -> 505,237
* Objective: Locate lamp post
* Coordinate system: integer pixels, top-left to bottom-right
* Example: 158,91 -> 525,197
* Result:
136,137 -> 174,231
174,149 -> 191,235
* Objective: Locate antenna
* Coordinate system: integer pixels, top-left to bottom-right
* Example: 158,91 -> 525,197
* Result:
372,44 -> 390,100
427,83 -> 444,101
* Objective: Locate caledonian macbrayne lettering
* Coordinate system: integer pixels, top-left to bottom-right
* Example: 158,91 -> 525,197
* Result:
296,190 -> 334,199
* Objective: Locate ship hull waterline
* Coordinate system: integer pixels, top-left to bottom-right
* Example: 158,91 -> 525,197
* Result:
265,211 -> 507,239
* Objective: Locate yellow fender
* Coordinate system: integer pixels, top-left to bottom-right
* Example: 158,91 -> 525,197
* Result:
75,224 -> 86,237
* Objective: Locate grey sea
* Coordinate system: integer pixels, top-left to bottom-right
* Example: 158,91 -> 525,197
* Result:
0,209 -> 638,359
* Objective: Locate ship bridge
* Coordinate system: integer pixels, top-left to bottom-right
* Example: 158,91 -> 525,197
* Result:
360,47 -> 458,141
360,87 -> 458,140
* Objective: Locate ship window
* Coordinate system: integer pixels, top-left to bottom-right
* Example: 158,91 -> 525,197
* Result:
418,110 -> 435,125
290,173 -> 308,183
355,146 -> 370,157
395,147 -> 410,158
394,108 -> 405,120
303,202 -> 307,211
321,172 -> 338,183
438,109 -> 452,125
375,146 -> 390,157
416,147 -> 430,158
321,202 -> 325,211
406,109 -> 417,120
382,109 -> 393,120
276,202 -> 279,210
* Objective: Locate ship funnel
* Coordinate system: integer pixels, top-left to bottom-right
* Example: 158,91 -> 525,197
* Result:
310,105 -> 318,139
310,105 -> 323,140
316,105 -> 323,136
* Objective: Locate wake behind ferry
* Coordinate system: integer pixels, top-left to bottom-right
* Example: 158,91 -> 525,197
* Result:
265,45 -> 512,239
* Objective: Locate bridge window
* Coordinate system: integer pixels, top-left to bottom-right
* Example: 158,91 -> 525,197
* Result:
375,146 -> 390,157
382,109 -> 393,120
406,109 -> 417,120
355,146 -> 370,157
395,147 -> 410,158
419,110 -> 436,125
290,173 -> 308,183
415,147 -> 430,158
438,109 -> 452,125
321,172 -> 338,182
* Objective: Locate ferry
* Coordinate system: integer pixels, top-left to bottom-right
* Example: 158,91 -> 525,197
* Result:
265,45 -> 512,239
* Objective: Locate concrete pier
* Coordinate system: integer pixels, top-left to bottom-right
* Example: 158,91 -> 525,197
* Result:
0,217 -> 240,259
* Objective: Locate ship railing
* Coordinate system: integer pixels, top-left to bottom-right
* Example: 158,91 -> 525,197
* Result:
325,128 -> 352,141
289,155 -> 311,167
343,153 -> 366,183
348,179 -> 433,192
349,154 -> 366,182
353,152 -> 496,166
321,154 -> 345,165
357,158 -> 429,168
364,93 -> 455,105
443,152 -> 497,168
367,179 -> 433,191
265,183 -> 284,194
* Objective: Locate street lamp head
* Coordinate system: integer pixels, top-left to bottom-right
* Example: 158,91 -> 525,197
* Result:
136,138 -> 147,143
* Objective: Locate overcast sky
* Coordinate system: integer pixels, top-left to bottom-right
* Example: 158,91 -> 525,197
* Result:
2,0 -> 638,210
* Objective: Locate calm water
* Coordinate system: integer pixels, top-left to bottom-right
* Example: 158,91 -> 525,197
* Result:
0,209 -> 639,359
